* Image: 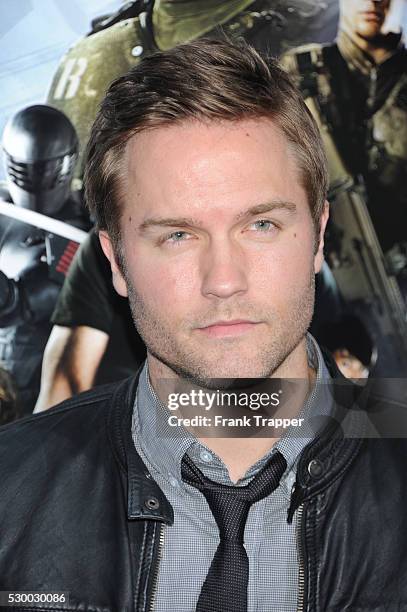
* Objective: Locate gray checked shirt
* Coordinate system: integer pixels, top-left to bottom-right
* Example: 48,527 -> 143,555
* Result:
132,334 -> 334,611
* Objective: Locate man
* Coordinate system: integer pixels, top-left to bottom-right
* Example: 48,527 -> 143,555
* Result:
282,0 -> 407,253
1,39 -> 406,611
35,0 -> 339,411
281,0 -> 407,375
0,105 -> 89,414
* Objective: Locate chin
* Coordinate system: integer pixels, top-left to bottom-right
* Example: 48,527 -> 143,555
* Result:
177,355 -> 283,388
357,23 -> 383,39
179,372 -> 271,391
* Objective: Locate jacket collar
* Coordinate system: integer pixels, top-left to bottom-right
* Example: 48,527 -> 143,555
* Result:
107,371 -> 175,525
108,353 -> 368,524
286,349 -> 369,522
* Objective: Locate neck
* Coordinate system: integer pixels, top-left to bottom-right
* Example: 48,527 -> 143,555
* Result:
354,34 -> 391,64
148,337 -> 315,483
199,369 -> 315,483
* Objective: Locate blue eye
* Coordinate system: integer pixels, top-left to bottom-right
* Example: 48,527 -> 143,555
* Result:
161,230 -> 191,245
251,219 -> 275,232
169,231 -> 187,241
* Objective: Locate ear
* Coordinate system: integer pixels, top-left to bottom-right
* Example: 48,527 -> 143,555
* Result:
99,231 -> 128,298
314,200 -> 330,274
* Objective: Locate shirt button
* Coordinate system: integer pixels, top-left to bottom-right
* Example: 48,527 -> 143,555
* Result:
200,450 -> 213,463
169,476 -> 179,487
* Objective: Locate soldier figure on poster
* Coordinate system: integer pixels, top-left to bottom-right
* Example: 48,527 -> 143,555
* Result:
0,105 -> 88,415
282,0 -> 407,377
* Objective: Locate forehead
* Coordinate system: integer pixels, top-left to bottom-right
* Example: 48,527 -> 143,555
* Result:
122,118 -> 308,222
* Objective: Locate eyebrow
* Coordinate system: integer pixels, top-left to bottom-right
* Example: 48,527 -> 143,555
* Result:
138,200 -> 297,233
235,200 -> 297,222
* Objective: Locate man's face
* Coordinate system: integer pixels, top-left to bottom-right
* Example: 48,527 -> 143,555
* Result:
340,0 -> 391,40
101,118 -> 328,385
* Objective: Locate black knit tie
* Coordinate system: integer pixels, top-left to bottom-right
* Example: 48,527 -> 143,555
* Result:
181,450 -> 287,612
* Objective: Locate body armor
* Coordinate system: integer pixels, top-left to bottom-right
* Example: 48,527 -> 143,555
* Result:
0,105 -> 89,414
281,39 -> 407,252
0,189 -> 88,415
369,73 -> 407,186
47,0 -> 338,181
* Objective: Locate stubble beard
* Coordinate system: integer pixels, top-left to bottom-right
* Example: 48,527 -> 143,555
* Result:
123,266 -> 316,389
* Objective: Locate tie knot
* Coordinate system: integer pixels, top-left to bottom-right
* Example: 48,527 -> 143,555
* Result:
181,451 -> 287,541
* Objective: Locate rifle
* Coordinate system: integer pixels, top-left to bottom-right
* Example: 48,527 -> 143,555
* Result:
306,97 -> 407,376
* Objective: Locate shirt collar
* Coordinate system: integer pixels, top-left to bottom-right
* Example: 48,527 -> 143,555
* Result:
273,334 -> 334,492
132,364 -> 196,486
132,333 -> 333,489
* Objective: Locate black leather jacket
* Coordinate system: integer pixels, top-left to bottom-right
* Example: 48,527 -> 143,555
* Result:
0,359 -> 406,612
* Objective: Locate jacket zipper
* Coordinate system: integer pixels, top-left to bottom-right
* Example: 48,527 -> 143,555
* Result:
147,522 -> 166,612
296,504 -> 305,612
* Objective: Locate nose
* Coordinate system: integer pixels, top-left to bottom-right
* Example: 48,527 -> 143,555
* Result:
200,237 -> 249,300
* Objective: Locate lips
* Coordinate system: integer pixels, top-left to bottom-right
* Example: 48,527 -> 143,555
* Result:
197,320 -> 261,338
360,10 -> 382,20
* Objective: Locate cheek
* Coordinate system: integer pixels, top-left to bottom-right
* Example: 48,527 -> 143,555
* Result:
342,2 -> 357,24
250,231 -> 314,294
126,246 -> 199,306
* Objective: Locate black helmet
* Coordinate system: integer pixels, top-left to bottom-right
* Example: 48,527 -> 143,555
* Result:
2,104 -> 78,215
